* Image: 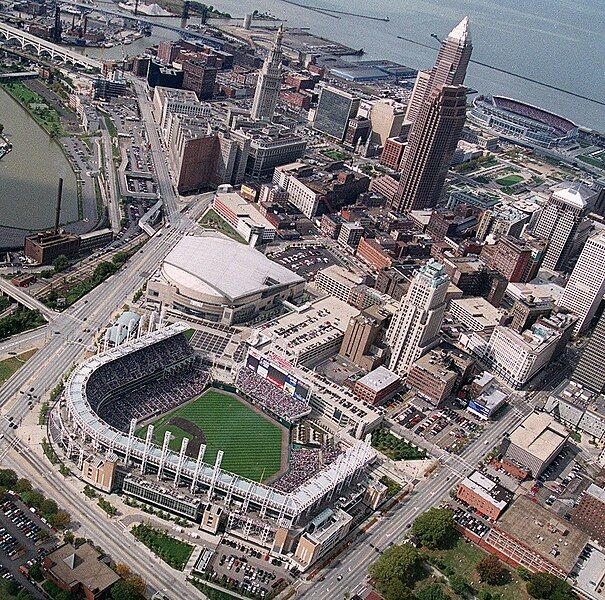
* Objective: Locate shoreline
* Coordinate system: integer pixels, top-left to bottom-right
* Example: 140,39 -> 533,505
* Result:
0,85 -> 96,248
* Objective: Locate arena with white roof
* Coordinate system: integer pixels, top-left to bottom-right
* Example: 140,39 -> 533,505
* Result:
146,236 -> 305,325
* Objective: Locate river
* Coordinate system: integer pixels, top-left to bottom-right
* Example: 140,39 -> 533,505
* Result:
86,0 -> 605,131
0,88 -> 79,230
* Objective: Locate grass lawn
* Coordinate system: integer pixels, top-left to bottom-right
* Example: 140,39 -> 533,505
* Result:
131,524 -> 193,570
495,174 -> 524,187
428,536 -> 530,600
139,389 -> 284,482
0,349 -> 38,384
2,82 -> 64,137
322,149 -> 351,161
199,209 -> 247,244
371,428 -> 426,460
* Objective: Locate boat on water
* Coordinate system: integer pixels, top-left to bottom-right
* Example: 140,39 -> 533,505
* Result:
0,140 -> 13,160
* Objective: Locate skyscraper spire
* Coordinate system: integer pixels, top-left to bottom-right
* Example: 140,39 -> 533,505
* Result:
448,16 -> 471,43
250,25 -> 285,121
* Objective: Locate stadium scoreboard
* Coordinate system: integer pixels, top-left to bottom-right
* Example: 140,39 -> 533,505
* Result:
246,349 -> 310,402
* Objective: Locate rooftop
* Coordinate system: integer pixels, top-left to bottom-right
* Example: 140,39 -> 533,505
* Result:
508,412 -> 568,461
494,495 -> 588,574
450,297 -> 503,331
161,236 -> 303,302
461,470 -> 512,508
551,181 -> 597,209
355,366 -> 400,392
255,296 -> 359,364
45,543 -> 120,594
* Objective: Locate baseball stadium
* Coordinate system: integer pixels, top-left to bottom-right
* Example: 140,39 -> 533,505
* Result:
50,322 -> 374,563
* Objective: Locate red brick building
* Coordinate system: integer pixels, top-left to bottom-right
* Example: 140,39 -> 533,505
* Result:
43,543 -> 120,600
456,471 -> 512,520
380,136 -> 406,170
353,366 -> 401,405
356,237 -> 394,271
570,484 -> 605,547
480,236 -> 544,283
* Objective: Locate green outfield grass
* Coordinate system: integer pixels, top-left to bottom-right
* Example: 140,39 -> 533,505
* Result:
139,389 -> 284,482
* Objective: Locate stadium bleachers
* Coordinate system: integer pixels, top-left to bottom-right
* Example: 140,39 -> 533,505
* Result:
97,369 -> 209,431
493,96 -> 575,135
272,446 -> 341,493
86,334 -> 195,411
236,368 -> 310,424
86,334 -> 209,431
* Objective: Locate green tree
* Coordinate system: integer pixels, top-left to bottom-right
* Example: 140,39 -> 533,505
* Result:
417,584 -> 450,600
518,567 -> 532,581
369,544 -> 423,599
49,510 -> 71,529
28,562 -> 44,583
110,580 -> 146,600
53,255 -> 69,273
21,490 -> 44,510
40,498 -> 58,516
449,574 -> 471,596
411,508 -> 457,549
0,468 -> 18,489
477,555 -> 509,586
14,478 -> 32,494
17,589 -> 34,600
526,572 -> 574,600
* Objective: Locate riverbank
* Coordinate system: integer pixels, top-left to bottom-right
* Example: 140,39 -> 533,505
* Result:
1,81 -> 64,138
0,82 -> 98,248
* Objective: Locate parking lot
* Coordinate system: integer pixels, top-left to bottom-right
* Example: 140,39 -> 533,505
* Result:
0,493 -> 58,599
451,505 -> 491,538
396,401 -> 484,453
202,538 -> 290,599
268,246 -> 341,279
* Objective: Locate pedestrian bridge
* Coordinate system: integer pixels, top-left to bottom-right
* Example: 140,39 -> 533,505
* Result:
0,21 -> 101,70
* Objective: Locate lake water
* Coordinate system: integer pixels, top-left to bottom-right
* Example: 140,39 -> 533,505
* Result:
90,0 -> 605,131
0,88 -> 79,230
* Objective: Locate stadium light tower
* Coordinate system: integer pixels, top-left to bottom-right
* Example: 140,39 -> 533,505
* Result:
140,424 -> 154,475
174,437 -> 189,486
157,430 -> 172,480
190,443 -> 207,494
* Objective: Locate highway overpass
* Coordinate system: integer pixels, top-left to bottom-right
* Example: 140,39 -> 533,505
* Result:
0,21 -> 101,70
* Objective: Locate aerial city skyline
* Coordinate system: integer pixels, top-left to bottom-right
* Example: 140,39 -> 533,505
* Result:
0,2 -> 604,600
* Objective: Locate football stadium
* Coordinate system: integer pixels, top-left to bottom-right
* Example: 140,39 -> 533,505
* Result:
51,322 -> 374,567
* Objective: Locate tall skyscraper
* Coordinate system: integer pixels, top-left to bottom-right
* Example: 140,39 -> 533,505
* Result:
532,182 -> 596,272
313,86 -> 360,142
559,231 -> 605,334
572,311 -> 605,393
250,25 -> 284,122
386,260 -> 449,376
392,18 -> 472,213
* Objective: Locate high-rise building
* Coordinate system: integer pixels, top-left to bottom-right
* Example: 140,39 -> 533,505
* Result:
369,99 -> 407,146
392,18 -> 472,213
313,86 -> 360,141
559,231 -> 605,333
386,260 -> 449,376
533,182 -> 596,272
405,17 -> 472,124
250,25 -> 284,121
572,311 -> 605,393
